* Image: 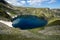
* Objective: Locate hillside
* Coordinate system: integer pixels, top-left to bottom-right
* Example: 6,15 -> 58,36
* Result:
0,22 -> 60,40
15,7 -> 53,19
0,2 -> 60,21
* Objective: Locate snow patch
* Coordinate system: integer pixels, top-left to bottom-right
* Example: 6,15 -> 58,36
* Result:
0,20 -> 13,27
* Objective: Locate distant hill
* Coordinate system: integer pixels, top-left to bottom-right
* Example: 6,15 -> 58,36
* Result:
0,2 -> 60,21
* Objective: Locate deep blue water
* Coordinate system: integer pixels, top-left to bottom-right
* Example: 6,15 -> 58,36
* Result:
12,15 -> 47,29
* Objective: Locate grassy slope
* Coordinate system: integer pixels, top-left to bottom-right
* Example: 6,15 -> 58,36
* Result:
47,17 -> 60,25
0,22 -> 60,40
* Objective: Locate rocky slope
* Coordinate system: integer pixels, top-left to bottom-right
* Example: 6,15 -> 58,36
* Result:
0,22 -> 60,40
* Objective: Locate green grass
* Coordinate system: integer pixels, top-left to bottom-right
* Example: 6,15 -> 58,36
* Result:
47,17 -> 60,26
0,34 -> 60,40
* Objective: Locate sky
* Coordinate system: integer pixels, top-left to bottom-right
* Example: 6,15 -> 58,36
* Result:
5,0 -> 60,8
